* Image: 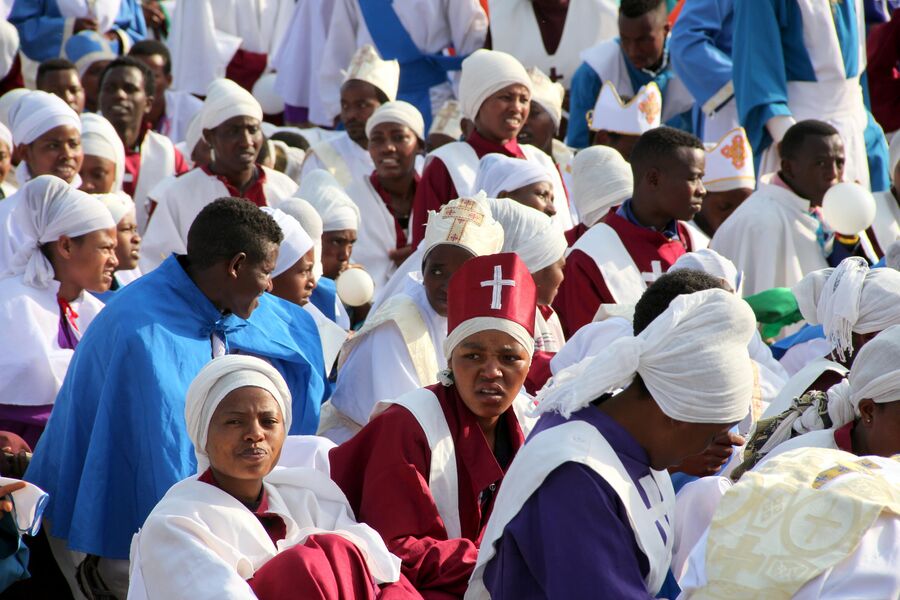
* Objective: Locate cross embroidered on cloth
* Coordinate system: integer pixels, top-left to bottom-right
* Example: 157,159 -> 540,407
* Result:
441,199 -> 485,242
481,265 -> 516,310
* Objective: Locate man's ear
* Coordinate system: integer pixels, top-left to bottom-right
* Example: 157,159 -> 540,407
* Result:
646,166 -> 661,188
56,235 -> 75,260
143,95 -> 155,116
227,252 -> 247,279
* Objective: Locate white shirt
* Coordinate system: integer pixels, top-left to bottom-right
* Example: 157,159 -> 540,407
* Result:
299,132 -> 375,189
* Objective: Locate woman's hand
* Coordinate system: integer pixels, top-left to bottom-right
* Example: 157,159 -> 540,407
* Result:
0,481 -> 26,514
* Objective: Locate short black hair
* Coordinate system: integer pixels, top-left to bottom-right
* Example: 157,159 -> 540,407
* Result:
630,126 -> 704,181
37,58 -> 78,85
620,0 -> 666,18
186,198 -> 283,269
99,56 -> 156,98
270,130 -> 311,152
632,269 -> 726,334
129,39 -> 171,76
780,120 -> 840,160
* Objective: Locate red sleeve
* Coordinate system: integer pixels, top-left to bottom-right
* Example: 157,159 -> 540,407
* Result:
551,249 -> 613,338
225,48 -> 268,92
329,407 -> 478,597
173,148 -> 190,175
524,351 -> 554,395
410,158 -> 458,249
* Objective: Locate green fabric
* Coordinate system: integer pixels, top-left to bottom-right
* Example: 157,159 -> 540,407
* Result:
744,288 -> 803,339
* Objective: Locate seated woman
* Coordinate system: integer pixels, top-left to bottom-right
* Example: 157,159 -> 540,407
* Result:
128,354 -> 415,600
475,153 -> 557,218
330,253 -> 539,599
78,112 -> 125,194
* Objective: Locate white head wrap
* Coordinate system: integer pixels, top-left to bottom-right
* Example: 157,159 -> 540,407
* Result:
81,113 -> 125,191
184,355 -> 292,473
342,44 -> 400,103
0,89 -> 30,129
534,288 -> 755,423
793,257 -> 900,362
527,66 -> 564,130
422,193 -> 504,261
670,249 -> 743,295
474,154 -> 553,199
487,198 -> 566,273
889,132 -> 900,183
428,100 -> 463,140
0,20 -> 18,81
183,111 -> 205,160
9,91 -> 82,147
459,49 -> 532,121
279,197 -> 324,280
97,190 -> 134,224
297,170 -> 360,232
444,317 -> 536,364
0,121 -> 10,150
571,145 -> 633,227
550,316 -> 633,375
7,175 -> 115,289
365,101 -> 425,141
201,78 -> 264,131
261,207 -> 314,278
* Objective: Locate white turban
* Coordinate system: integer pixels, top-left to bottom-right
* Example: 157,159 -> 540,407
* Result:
0,121 -> 10,150
527,66 -> 564,130
423,193 -> 504,261
7,175 -> 115,289
279,197 -> 324,280
488,198 -> 566,273
459,49 -> 532,121
889,132 -> 900,182
9,91 -> 82,146
81,113 -> 126,191
0,89 -> 29,129
184,354 -> 292,472
0,21 -> 18,82
183,111 -> 205,160
261,207 -> 314,278
97,191 -> 134,224
297,170 -> 360,232
202,78 -> 264,131
793,257 -> 900,362
572,146 -> 633,227
474,154 -> 553,199
365,100 -> 425,141
670,249 -> 743,295
534,288 -> 755,423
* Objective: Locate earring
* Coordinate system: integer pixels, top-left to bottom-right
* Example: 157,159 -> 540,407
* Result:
866,417 -> 873,424
437,369 -> 454,387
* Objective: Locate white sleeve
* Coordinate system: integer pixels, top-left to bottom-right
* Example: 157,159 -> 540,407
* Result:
139,191 -> 187,273
445,0 -> 488,55
299,151 -> 328,183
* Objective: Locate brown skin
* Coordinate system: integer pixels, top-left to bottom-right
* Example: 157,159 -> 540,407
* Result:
37,68 -> 85,114
671,430 -> 746,477
0,141 -> 11,184
593,130 -> 640,162
79,154 -> 117,193
321,229 -> 357,280
99,65 -> 154,149
836,331 -> 878,369
191,138 -> 212,170
340,80 -> 384,148
271,248 -> 317,306
81,59 -> 111,113
778,134 -> 845,207
22,125 -> 84,184
693,188 -> 751,237
632,146 -> 706,231
449,330 -> 531,450
185,243 -> 279,319
46,228 -> 119,301
205,386 -> 286,505
132,53 -> 171,129
113,211 -> 141,271
517,101 -> 556,155
422,244 -> 475,316
618,5 -> 669,71
204,116 -> 264,192
502,181 -> 556,217
532,257 -> 565,305
474,84 -> 531,144
852,399 -> 900,458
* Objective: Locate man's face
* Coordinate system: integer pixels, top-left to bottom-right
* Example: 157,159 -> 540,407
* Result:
79,154 -> 117,193
133,53 -> 171,119
651,419 -> 737,471
340,80 -> 382,145
99,66 -> 152,140
38,68 -> 85,113
781,134 -> 845,205
618,9 -> 669,71
205,116 -> 263,174
422,244 -> 475,316
697,188 -> 751,234
60,227 -> 119,293
517,101 -> 556,153
655,147 -> 706,222
321,229 -> 357,279
81,59 -> 110,112
474,84 -> 531,144
271,248 -> 317,306
114,211 -> 141,271
23,125 -> 84,183
225,243 -> 278,319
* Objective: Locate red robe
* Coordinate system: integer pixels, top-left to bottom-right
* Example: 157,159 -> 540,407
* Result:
552,212 -> 693,338
329,384 -> 525,600
225,49 -> 269,93
867,8 -> 900,134
564,222 -> 589,247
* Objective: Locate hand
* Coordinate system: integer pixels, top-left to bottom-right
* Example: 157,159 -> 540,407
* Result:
0,448 -> 31,480
142,2 -> 168,35
669,432 -> 745,478
0,481 -> 26,514
73,18 -> 99,33
388,245 -> 415,266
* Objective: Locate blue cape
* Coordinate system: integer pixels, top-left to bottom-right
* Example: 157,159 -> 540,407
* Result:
26,255 -> 326,559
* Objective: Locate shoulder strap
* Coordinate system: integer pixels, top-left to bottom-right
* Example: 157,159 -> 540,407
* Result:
307,139 -> 353,188
428,142 -> 480,197
571,222 -> 647,304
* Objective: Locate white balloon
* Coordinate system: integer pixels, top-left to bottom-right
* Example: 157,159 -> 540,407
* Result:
252,73 -> 284,115
336,268 -> 375,307
821,182 -> 876,235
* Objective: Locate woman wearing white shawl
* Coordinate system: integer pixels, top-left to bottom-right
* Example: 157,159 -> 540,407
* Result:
128,355 -> 409,600
7,90 -> 83,187
79,112 -> 125,194
475,153 -> 557,217
568,145 -> 633,243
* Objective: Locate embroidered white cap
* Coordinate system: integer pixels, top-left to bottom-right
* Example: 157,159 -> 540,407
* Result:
703,127 -> 755,192
589,81 -> 661,135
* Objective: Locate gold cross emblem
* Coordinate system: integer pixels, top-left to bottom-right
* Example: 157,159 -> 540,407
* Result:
638,90 -> 661,125
722,133 -> 747,170
441,199 -> 484,242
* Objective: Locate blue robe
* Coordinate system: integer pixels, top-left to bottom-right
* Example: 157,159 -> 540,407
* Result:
25,255 -> 326,559
9,0 -> 146,62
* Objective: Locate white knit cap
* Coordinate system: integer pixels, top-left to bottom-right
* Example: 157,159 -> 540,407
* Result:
793,257 -> 900,362
527,66 -> 565,130
342,44 -> 400,103
184,355 -> 291,472
459,49 -> 532,121
81,113 -> 126,191
0,89 -> 30,129
297,170 -> 360,232
261,207 -> 314,278
487,198 -> 566,273
0,121 -> 10,150
534,288 -> 755,423
279,197 -> 324,280
428,100 -> 463,139
590,81 -> 661,134
365,100 -> 425,141
889,132 -> 900,183
571,145 -> 633,227
7,175 -> 116,288
9,91 -> 82,146
201,78 -> 264,131
670,249 -> 743,295
703,128 -> 755,193
423,193 -> 504,261
474,154 -> 553,199
97,191 -> 134,224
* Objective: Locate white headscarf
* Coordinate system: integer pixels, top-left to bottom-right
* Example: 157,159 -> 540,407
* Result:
0,89 -> 29,129
0,20 -> 18,81
81,113 -> 126,191
474,154 -> 553,199
184,355 -> 292,473
261,207 -> 314,278
297,170 -> 360,232
670,249 -> 743,295
201,78 -> 264,131
279,197 -> 324,280
571,146 -> 633,227
7,175 -> 115,289
534,288 -> 755,423
422,193 -> 504,261
550,316 -> 633,375
793,257 -> 900,362
9,91 -> 82,147
97,191 -> 134,224
487,198 -> 566,273
459,49 -> 532,121
365,101 -> 425,141
527,66 -> 564,130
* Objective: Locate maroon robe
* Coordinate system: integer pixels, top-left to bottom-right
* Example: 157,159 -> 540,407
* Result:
867,9 -> 900,134
564,222 -> 589,246
225,49 -> 269,93
329,383 -> 525,600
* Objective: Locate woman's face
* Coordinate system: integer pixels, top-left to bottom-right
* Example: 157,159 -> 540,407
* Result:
474,84 -> 531,144
114,211 -> 141,271
531,257 -> 565,306
504,181 -> 556,217
857,399 -> 900,458
272,248 -> 317,306
450,330 -> 530,427
79,154 -> 117,193
368,122 -> 420,180
422,244 -> 474,316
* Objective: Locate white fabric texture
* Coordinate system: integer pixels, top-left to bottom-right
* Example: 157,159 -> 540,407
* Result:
300,132 -> 375,189
278,197 -> 324,280
888,241 -> 900,271
0,89 -> 29,130
534,288 -> 755,423
670,248 -> 743,295
260,207 -> 314,278
443,316 -> 535,363
428,100 -> 464,139
0,121 -> 11,150
56,0 -> 121,33
487,198 -> 566,273
297,170 -> 360,231
81,113 -> 126,192
474,154 -> 553,198
459,49 -> 532,120
571,145 -> 632,227
201,79 -> 264,132
0,20 -> 18,80
344,173 -> 407,290
9,91 -> 82,146
97,191 -> 134,224
364,101 -> 425,141
889,128 -> 900,182
527,66 -> 564,129
550,316 -> 633,375
341,44 -> 400,102
422,193 -> 504,260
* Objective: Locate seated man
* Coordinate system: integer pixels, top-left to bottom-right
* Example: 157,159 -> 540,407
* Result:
26,199 -> 327,600
35,58 -> 85,114
589,81 -> 661,162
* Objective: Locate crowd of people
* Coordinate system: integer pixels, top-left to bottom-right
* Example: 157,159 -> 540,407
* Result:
0,0 -> 899,598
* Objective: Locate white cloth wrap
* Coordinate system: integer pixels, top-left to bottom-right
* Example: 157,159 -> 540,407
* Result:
670,248 -> 742,294
9,91 -> 82,146
261,207 -> 314,278
364,101 -> 425,141
0,20 -> 18,81
474,154 -> 553,198
487,198 -> 565,273
527,66 -> 564,129
97,191 -> 134,224
459,49 -> 532,121
297,170 -> 360,231
0,89 -> 29,130
81,113 -> 126,191
184,355 -> 292,473
534,288 -> 755,423
443,316 -> 535,364
279,197 -> 325,280
571,145 -> 633,227
201,79 -> 264,131
56,0 -> 121,34
422,192 -> 504,260
7,176 -> 115,288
